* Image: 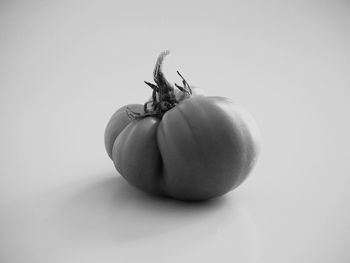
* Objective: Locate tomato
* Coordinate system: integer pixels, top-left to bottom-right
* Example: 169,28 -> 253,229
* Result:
104,51 -> 260,200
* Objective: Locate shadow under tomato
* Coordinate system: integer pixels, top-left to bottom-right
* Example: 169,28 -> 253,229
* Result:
58,172 -> 236,242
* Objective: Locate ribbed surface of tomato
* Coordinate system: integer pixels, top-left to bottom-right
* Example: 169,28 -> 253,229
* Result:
104,95 -> 260,201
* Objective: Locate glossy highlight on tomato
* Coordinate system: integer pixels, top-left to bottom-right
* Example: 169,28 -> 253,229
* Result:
104,51 -> 260,201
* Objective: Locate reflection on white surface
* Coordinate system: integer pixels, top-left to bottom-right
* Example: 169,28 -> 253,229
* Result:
1,174 -> 257,263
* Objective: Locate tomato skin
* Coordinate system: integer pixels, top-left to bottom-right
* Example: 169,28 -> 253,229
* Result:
112,117 -> 164,195
105,94 -> 260,201
104,104 -> 143,160
158,96 -> 259,200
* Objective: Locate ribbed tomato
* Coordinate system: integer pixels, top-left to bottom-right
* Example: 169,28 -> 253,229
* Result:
104,51 -> 260,200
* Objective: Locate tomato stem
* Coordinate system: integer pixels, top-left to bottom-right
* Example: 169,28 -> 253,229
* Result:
127,51 -> 192,119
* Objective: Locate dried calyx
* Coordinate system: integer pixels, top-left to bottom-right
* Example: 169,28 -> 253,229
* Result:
127,50 -> 192,119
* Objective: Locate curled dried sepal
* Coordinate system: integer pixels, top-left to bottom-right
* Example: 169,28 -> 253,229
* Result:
175,71 -> 192,96
126,107 -> 141,120
127,51 -> 193,120
153,50 -> 172,88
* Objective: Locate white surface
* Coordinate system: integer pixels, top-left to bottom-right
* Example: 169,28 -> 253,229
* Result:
1,0 -> 350,262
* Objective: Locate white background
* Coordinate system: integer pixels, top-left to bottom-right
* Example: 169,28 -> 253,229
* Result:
1,0 -> 349,262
